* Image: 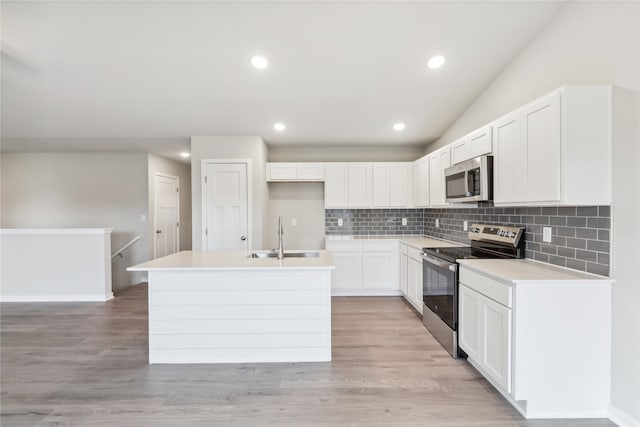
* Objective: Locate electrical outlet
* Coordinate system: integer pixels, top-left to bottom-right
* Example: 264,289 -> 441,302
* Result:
543,227 -> 552,243
435,218 -> 440,228
338,218 -> 343,227
291,218 -> 297,226
463,220 -> 468,231
402,218 -> 407,226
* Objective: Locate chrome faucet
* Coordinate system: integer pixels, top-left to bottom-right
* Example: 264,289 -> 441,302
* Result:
276,216 -> 284,260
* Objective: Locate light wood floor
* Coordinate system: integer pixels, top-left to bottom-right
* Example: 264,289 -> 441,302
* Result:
1,285 -> 615,427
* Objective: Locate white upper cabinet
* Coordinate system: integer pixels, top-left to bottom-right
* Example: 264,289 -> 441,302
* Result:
347,163 -> 373,207
413,155 -> 430,207
494,93 -> 560,204
524,92 -> 561,203
494,112 -> 524,204
324,163 -> 348,208
372,163 -> 412,207
493,85 -> 611,206
428,146 -> 451,207
451,125 -> 493,165
326,162 -> 413,209
267,163 -> 325,182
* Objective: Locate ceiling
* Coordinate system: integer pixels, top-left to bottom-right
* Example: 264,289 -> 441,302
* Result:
1,1 -> 565,162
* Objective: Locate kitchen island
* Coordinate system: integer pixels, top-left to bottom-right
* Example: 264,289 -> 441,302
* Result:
129,250 -> 335,364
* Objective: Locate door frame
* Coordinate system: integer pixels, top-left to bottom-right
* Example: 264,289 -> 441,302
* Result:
153,172 -> 180,259
201,159 -> 253,251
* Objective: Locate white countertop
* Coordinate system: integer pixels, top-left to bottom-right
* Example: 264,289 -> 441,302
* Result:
458,258 -> 612,283
326,234 -> 466,250
128,250 -> 335,271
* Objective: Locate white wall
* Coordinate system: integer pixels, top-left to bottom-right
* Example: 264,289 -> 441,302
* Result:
147,154 -> 192,257
268,183 -> 325,250
190,136 -> 269,250
268,144 -> 425,162
0,152 -> 150,292
426,2 -> 640,424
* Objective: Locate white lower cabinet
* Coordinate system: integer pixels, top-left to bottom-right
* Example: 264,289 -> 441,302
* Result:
329,244 -> 362,290
458,264 -> 612,419
460,284 -> 511,392
399,243 -> 408,295
396,242 -> 422,313
326,239 -> 399,295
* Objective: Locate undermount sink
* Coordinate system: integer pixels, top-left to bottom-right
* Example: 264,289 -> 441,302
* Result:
247,251 -> 320,259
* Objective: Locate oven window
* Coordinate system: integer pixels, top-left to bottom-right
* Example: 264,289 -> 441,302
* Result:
423,260 -> 457,329
446,171 -> 466,198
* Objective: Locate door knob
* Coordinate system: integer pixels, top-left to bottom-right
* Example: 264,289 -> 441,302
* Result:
240,236 -> 247,241
156,230 -> 162,234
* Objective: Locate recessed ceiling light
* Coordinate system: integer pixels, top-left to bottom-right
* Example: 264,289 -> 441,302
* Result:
273,122 -> 286,131
427,55 -> 446,69
180,152 -> 190,158
251,56 -> 268,69
393,122 -> 406,131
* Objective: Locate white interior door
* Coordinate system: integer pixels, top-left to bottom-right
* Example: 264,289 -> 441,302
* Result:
154,174 -> 179,259
203,162 -> 249,251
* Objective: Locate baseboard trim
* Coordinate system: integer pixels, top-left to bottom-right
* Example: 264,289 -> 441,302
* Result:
609,404 -> 640,427
0,293 -> 114,302
331,289 -> 403,297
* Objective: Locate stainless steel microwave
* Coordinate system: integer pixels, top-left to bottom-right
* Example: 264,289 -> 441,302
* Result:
444,155 -> 493,203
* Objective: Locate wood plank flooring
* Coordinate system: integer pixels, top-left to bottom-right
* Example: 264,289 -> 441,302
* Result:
1,285 -> 615,426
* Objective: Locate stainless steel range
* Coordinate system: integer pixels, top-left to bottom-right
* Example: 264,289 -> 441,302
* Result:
421,224 -> 525,358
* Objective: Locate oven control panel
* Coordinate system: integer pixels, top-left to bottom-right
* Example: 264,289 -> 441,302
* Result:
468,224 -> 524,247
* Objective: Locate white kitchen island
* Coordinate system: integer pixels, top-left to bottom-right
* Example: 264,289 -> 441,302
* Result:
129,250 -> 335,364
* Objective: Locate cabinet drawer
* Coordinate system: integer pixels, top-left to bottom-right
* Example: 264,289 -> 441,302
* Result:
407,246 -> 422,261
459,267 -> 512,308
362,240 -> 397,252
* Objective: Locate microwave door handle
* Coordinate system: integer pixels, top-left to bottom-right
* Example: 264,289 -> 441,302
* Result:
465,170 -> 471,197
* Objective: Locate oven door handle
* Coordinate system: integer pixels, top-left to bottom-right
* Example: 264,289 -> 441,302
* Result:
421,253 -> 458,272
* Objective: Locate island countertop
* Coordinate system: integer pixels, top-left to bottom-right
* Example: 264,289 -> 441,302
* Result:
128,250 -> 335,271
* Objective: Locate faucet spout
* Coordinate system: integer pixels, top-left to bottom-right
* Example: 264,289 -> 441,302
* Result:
276,216 -> 284,260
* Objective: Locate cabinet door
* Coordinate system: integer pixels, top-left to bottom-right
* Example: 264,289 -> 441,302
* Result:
493,112 -> 524,204
400,251 -> 408,296
459,285 -> 481,360
362,251 -> 397,289
325,164 -> 348,208
524,92 -> 561,202
268,163 -> 297,181
372,164 -> 390,207
451,139 -> 469,165
414,157 -> 429,207
297,163 -> 325,181
467,125 -> 493,159
388,164 -> 408,206
330,251 -> 363,290
429,148 -> 450,207
407,256 -> 422,312
481,296 -> 512,393
348,163 -> 372,207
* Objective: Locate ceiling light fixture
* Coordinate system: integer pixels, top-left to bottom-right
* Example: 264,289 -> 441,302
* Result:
427,55 -> 446,69
180,152 -> 190,158
251,56 -> 268,69
273,122 -> 286,131
393,122 -> 406,131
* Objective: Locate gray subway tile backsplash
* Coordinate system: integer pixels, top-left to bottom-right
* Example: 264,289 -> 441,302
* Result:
325,205 -> 611,276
